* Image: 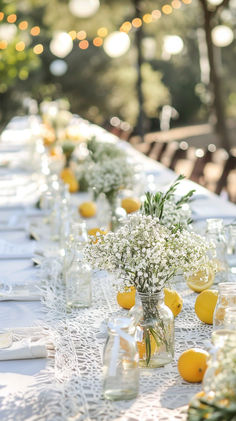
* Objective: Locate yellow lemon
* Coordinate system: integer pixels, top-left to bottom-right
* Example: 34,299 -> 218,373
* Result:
137,333 -> 157,360
178,348 -> 209,383
60,168 -> 79,193
121,197 -> 141,214
116,286 -> 136,310
87,227 -> 108,243
164,288 -> 183,317
79,201 -> 97,218
186,267 -> 215,292
195,289 -> 218,324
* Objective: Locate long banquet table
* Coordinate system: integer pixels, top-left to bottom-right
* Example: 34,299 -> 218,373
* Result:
0,115 -> 235,421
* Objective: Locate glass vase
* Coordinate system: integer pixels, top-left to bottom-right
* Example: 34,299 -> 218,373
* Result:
213,282 -> 236,329
205,218 -> 228,284
135,291 -> 174,368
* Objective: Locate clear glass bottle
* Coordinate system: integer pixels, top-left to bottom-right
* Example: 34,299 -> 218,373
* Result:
65,223 -> 91,309
103,317 -> 139,401
203,329 -> 235,395
213,282 -> 236,329
203,329 -> 236,400
205,218 -> 228,284
224,307 -> 236,330
133,291 -> 174,368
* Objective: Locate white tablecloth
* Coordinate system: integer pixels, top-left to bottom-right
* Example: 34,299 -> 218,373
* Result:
0,116 -> 235,421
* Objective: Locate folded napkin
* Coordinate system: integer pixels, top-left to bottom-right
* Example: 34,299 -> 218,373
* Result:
0,239 -> 35,260
0,284 -> 41,301
0,327 -> 50,361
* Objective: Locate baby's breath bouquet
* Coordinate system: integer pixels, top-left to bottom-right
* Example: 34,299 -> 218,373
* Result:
188,332 -> 236,421
85,213 -> 215,366
86,156 -> 134,230
87,136 -> 126,162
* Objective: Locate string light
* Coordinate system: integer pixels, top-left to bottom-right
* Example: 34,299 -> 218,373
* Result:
30,26 -> 40,36
0,40 -> 7,49
79,40 -> 89,49
132,18 -> 142,28
97,27 -> 108,37
143,13 -> 152,24
77,30 -> 87,40
33,43 -> 44,54
7,14 -> 17,23
172,0 -> 182,8
120,21 -> 132,33
15,41 -> 25,51
0,1 -> 192,55
162,5 -> 173,14
93,36 -> 103,46
152,10 -> 161,20
19,21 -> 28,30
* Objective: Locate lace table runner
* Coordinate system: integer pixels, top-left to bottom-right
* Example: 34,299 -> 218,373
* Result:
1,263 -> 212,421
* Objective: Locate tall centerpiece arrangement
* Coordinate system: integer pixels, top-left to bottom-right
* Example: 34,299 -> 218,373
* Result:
85,212 -> 215,367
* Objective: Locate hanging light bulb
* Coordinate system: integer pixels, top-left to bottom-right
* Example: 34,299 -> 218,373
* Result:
212,25 -> 234,47
50,32 -> 73,58
163,35 -> 184,55
103,31 -> 130,57
69,0 -> 100,18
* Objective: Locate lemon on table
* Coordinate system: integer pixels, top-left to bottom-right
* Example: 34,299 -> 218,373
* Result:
164,288 -> 183,317
60,167 -> 79,193
87,227 -> 108,243
195,289 -> 218,324
137,333 -> 157,360
121,197 -> 141,214
186,267 -> 215,292
79,201 -> 97,218
117,286 -> 136,310
178,348 -> 209,383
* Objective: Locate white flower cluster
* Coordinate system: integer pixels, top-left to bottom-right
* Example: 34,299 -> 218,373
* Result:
87,138 -> 126,162
161,198 -> 192,229
86,157 -> 134,199
84,213 -> 215,293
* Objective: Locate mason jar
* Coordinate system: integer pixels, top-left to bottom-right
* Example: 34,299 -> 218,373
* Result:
205,218 -> 228,284
213,282 -> 236,329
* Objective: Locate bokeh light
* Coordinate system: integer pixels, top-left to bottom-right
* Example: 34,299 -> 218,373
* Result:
93,37 -> 103,47
132,18 -> 142,28
120,21 -> 132,33
0,40 -> 7,49
0,24 -> 17,42
163,35 -> 184,54
77,30 -> 87,40
30,26 -> 40,36
15,41 -> 25,52
33,44 -> 44,54
50,32 -> 73,58
79,40 -> 89,49
69,0 -> 100,18
172,0 -> 182,8
50,59 -> 68,76
0,12 -> 4,21
182,0 -> 192,4
207,0 -> 223,5
143,14 -> 152,24
103,31 -> 130,57
97,27 -> 108,37
162,5 -> 173,14
68,30 -> 77,40
7,14 -> 17,23
19,21 -> 28,30
152,10 -> 162,20
212,25 -> 234,46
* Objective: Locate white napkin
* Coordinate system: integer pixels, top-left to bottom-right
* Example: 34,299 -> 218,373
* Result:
0,284 -> 41,301
0,327 -> 49,360
0,239 -> 35,260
